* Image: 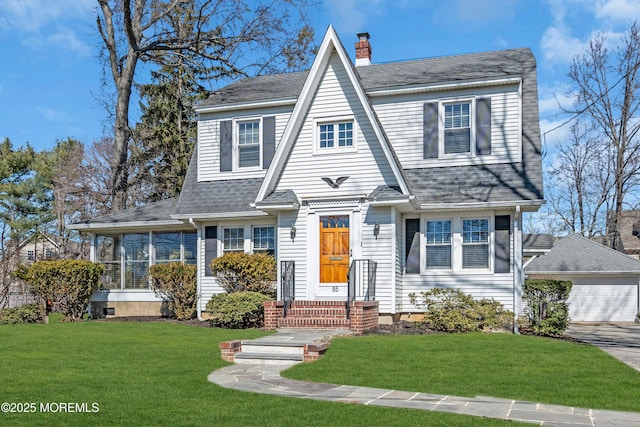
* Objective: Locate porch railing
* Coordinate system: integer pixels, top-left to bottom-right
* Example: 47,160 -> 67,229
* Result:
280,260 -> 295,318
346,259 -> 377,319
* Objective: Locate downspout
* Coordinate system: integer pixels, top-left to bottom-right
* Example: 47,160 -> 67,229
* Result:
513,206 -> 522,334
188,218 -> 204,321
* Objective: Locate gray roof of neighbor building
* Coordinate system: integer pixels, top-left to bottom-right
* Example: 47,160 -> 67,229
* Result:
525,234 -> 640,273
523,233 -> 555,251
174,150 -> 263,217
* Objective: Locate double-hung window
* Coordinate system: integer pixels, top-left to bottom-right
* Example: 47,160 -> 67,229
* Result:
444,102 -> 471,154
462,219 -> 489,269
425,220 -> 452,269
252,226 -> 275,255
237,120 -> 260,168
318,120 -> 354,150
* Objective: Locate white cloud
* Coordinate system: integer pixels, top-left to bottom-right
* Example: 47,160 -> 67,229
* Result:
39,107 -> 72,124
0,0 -> 94,33
540,25 -> 587,67
594,0 -> 640,23
48,26 -> 92,56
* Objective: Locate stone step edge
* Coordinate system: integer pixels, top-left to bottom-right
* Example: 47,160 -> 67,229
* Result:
234,352 -> 304,361
240,340 -> 307,347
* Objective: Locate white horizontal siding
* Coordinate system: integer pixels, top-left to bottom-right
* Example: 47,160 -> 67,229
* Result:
360,206 -> 393,313
372,84 -> 521,169
278,210 -> 308,300
400,273 -> 515,312
275,53 -> 398,198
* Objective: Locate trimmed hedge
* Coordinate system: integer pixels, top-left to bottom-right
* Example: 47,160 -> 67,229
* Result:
149,262 -> 197,320
15,260 -> 103,322
0,304 -> 45,324
205,291 -> 271,329
210,252 -> 276,297
522,279 -> 572,336
410,288 -> 513,333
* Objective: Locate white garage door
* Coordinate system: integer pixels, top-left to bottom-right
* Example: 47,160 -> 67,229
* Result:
568,278 -> 639,322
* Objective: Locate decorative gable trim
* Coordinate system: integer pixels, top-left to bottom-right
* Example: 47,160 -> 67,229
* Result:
255,25 -> 410,203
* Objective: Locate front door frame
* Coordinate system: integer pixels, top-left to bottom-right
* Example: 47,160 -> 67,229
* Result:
306,200 -> 362,300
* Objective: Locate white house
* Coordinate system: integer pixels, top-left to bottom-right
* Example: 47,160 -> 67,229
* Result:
70,27 -> 544,329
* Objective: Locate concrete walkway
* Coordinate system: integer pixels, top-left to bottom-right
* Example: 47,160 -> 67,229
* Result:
209,329 -> 640,426
566,322 -> 640,372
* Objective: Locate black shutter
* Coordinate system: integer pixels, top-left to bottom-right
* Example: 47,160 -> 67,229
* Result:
476,98 -> 491,155
220,120 -> 232,172
423,102 -> 439,159
405,218 -> 421,274
262,116 -> 275,169
204,226 -> 218,276
494,215 -> 510,273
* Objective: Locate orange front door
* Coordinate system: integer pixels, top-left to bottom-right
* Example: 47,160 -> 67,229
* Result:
320,215 -> 350,283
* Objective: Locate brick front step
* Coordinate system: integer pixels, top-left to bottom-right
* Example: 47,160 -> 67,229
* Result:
278,317 -> 351,329
264,300 -> 379,334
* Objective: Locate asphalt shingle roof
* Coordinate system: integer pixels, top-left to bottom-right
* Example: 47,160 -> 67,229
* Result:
174,150 -> 263,216
71,198 -> 179,225
525,234 -> 640,273
523,233 -> 555,251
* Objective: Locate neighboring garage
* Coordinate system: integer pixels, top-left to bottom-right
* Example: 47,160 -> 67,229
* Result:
525,234 -> 640,322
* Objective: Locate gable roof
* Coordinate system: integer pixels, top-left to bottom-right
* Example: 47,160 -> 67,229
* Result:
254,25 -> 410,203
523,233 -> 555,251
525,234 -> 640,274
198,30 -> 543,209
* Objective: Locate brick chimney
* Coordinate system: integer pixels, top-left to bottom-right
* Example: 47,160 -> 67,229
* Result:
355,32 -> 371,66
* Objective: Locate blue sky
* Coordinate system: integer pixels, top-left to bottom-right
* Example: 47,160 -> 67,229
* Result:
0,0 -> 639,155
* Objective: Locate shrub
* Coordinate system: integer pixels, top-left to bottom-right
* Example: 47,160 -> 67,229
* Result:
522,279 -> 572,336
210,252 -> 276,297
205,291 -> 271,329
15,260 -> 103,322
0,304 -> 45,325
149,263 -> 197,320
409,288 -> 513,333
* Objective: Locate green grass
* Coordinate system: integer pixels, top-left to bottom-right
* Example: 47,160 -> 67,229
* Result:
285,333 -> 640,412
0,316 -> 513,426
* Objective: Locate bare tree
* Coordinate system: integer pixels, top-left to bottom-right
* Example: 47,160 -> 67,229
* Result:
546,121 -> 613,237
96,0 -> 316,211
566,21 -> 640,249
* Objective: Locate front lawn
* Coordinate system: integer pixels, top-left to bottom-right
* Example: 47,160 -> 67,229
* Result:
285,333 -> 640,412
0,317 -> 513,426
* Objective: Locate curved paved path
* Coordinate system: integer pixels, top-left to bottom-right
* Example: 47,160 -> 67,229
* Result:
209,329 -> 640,426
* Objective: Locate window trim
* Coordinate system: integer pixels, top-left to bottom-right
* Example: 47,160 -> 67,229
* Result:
313,116 -> 357,154
419,214 -> 494,274
461,217 -> 490,270
233,117 -> 262,171
424,219 -> 452,271
439,98 -> 476,159
252,225 -> 276,254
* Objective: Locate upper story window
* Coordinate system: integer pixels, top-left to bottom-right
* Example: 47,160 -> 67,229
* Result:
319,121 -> 353,148
219,116 -> 275,173
237,120 -> 261,168
27,250 -> 35,261
423,98 -> 491,159
315,118 -> 356,153
444,102 -> 471,154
